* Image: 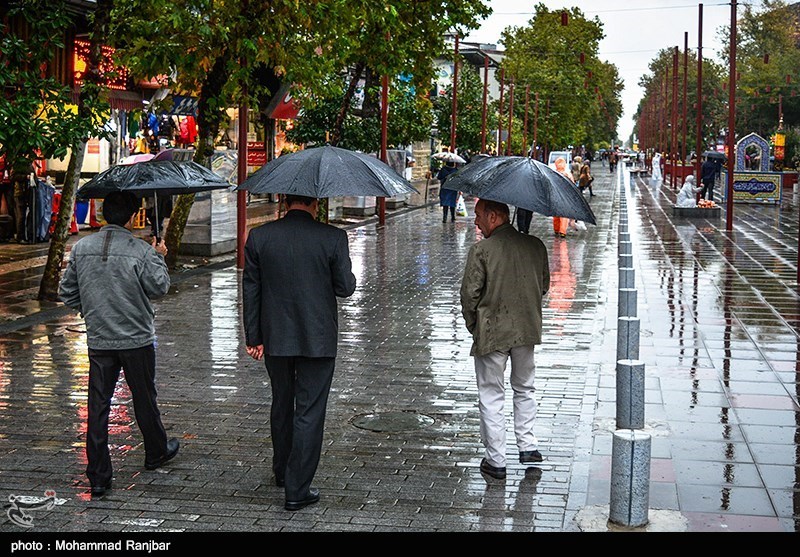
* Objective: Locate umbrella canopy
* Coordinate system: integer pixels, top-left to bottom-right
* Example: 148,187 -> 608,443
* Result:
76,160 -> 232,200
442,156 -> 597,225
432,151 -> 467,164
703,151 -> 726,161
236,145 -> 417,198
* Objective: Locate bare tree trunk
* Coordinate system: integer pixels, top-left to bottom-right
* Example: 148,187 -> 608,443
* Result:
163,52 -> 229,269
38,143 -> 86,300
330,62 -> 365,147
37,0 -> 111,300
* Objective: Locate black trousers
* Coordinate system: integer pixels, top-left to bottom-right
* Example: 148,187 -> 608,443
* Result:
516,208 -> 533,234
442,205 -> 455,222
86,345 -> 168,487
701,179 -> 714,200
265,355 -> 335,501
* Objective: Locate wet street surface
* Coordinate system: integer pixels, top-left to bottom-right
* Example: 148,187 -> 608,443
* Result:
0,166 -> 798,535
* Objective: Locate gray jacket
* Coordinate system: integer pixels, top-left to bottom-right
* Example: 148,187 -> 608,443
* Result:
460,223 -> 550,357
58,225 -> 170,350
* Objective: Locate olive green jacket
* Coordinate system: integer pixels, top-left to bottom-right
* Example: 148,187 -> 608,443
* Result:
460,223 -> 550,357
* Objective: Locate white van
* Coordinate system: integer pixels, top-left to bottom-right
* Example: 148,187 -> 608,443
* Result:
548,150 -> 572,170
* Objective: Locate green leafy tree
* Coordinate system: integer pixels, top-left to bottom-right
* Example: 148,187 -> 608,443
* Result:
287,75 -> 433,152
434,56 -> 496,155
731,0 -> 800,145
107,0 -> 349,266
0,1 -> 113,300
500,4 -> 624,154
635,48 -> 726,156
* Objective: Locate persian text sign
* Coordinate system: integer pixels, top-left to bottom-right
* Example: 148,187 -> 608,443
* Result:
730,171 -> 782,204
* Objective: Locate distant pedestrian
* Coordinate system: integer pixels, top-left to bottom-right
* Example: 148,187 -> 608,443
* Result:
516,207 -> 533,234
243,194 -> 356,511
437,161 -> 459,222
460,199 -> 550,480
58,191 -> 179,499
578,161 -> 594,197
552,157 -> 573,237
700,156 -> 716,201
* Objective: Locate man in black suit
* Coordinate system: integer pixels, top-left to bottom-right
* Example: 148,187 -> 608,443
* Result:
242,194 -> 356,511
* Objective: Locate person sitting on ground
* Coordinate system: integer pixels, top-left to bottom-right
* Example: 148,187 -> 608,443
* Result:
676,175 -> 702,208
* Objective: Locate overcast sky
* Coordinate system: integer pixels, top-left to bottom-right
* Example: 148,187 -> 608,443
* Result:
461,0 -> 736,142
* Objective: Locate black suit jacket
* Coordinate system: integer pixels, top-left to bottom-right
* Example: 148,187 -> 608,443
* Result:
242,210 -> 356,358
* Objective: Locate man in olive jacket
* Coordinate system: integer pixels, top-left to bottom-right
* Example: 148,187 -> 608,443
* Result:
460,199 -> 550,480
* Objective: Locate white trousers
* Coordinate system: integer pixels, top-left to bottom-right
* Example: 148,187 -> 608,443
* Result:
474,345 -> 539,468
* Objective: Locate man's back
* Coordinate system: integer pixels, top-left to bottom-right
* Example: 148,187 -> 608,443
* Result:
59,224 -> 170,350
701,160 -> 716,182
242,210 -> 356,358
461,224 -> 550,357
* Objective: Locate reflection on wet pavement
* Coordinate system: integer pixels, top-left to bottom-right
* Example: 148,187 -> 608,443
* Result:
0,168 -> 797,532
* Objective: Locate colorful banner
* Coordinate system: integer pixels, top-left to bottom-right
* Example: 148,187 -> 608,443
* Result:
722,171 -> 782,204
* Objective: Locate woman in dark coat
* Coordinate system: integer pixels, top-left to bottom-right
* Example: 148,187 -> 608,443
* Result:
437,161 -> 459,222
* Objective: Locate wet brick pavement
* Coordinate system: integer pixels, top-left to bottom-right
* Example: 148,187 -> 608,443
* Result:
0,165 -> 798,538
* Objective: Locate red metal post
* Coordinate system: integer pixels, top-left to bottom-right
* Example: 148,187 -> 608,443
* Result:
237,102 -> 248,270
523,85 -> 530,157
450,33 -> 459,153
672,46 -> 679,189
379,74 -> 388,225
497,68 -> 504,155
533,92 -> 539,159
481,54 -> 489,153
696,3 -> 704,183
727,0 -> 736,232
682,32 -> 688,175
506,80 -> 515,155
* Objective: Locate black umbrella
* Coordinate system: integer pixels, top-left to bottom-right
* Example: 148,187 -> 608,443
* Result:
442,156 -> 596,225
703,151 -> 726,161
76,160 -> 232,239
236,145 -> 418,197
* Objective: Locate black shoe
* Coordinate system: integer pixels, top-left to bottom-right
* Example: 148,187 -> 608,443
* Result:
91,482 -> 111,498
479,458 -> 506,479
285,487 -> 320,511
145,438 -> 180,470
519,450 -> 543,463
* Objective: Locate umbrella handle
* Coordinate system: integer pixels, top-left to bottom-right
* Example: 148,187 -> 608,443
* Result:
153,192 -> 159,242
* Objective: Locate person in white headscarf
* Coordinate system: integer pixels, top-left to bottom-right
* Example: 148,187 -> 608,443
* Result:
651,152 -> 662,182
676,175 -> 702,208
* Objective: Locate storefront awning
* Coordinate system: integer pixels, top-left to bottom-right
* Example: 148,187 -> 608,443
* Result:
71,88 -> 143,111
265,83 -> 300,120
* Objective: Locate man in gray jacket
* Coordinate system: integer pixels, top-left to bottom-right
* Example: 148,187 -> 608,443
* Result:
460,199 -> 550,480
59,191 -> 179,498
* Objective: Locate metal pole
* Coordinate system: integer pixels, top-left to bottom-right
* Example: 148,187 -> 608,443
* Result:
726,0 -> 737,231
379,74 -> 388,225
523,85 -> 530,157
481,54 -> 489,153
450,33 -> 459,153
682,32 -> 688,176
497,68 -> 504,155
696,4 -> 704,184
237,101 -> 248,270
533,92 -> 539,159
672,46 -> 679,190
506,80 -> 514,155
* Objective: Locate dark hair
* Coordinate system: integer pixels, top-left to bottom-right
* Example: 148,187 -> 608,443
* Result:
482,199 -> 510,219
284,194 -> 317,206
102,191 -> 140,226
